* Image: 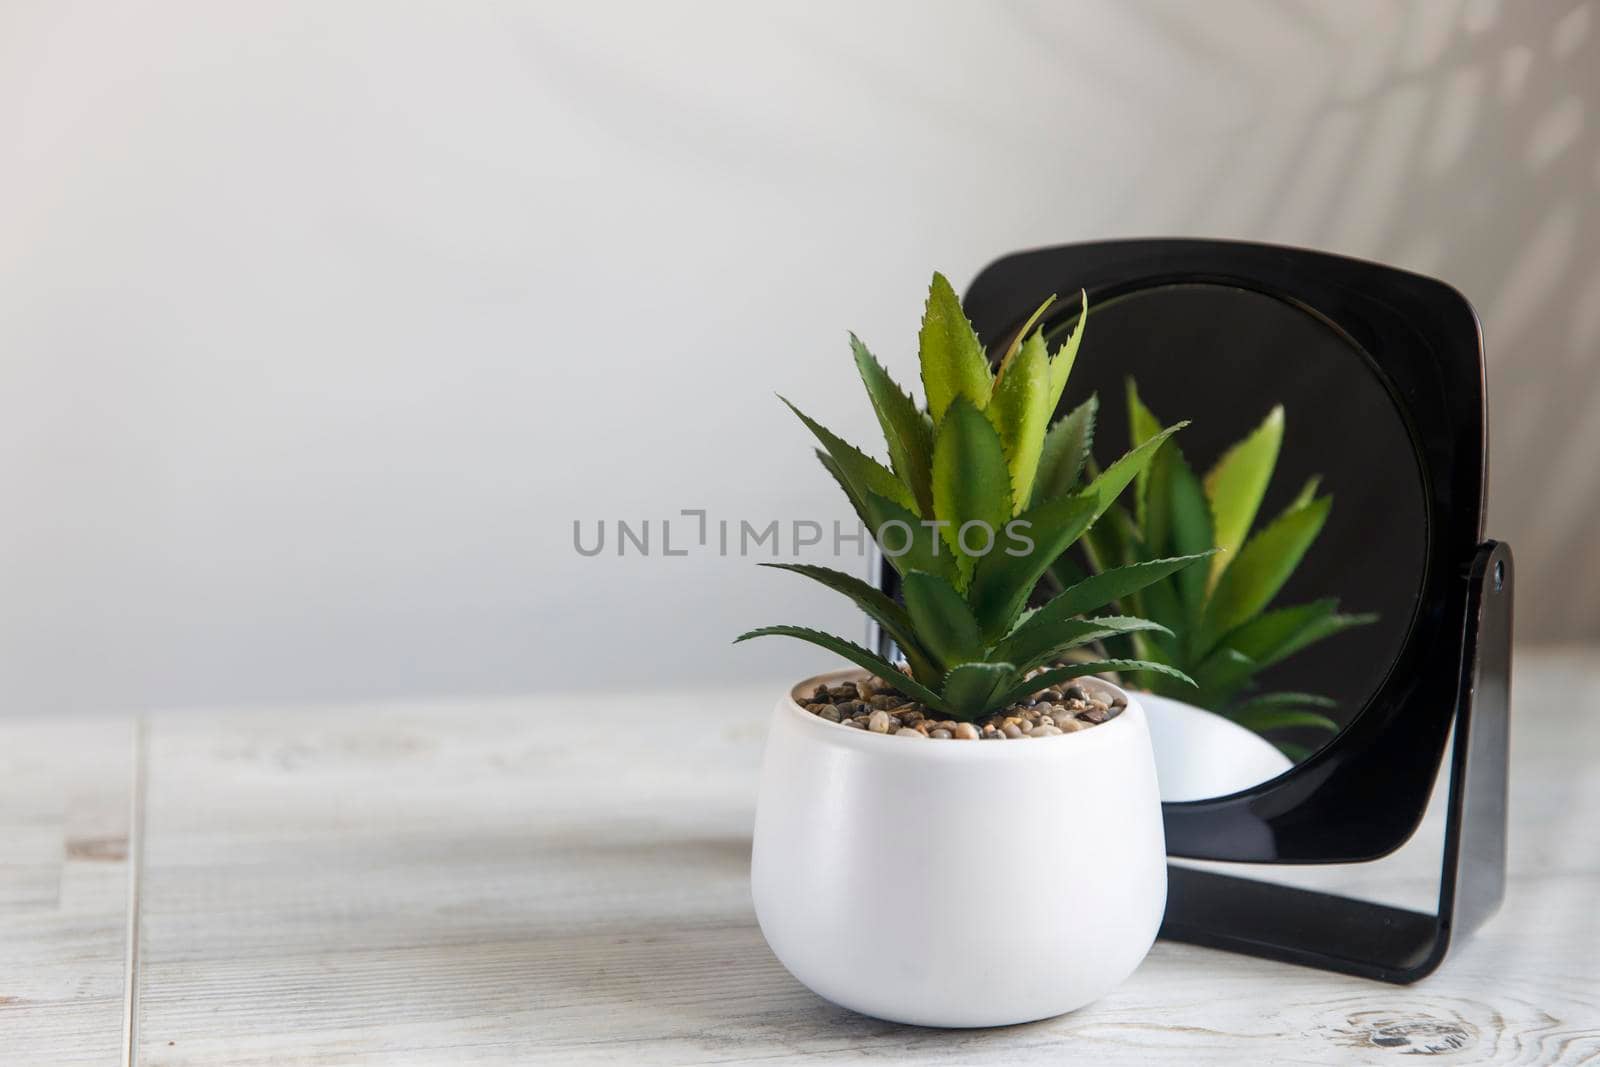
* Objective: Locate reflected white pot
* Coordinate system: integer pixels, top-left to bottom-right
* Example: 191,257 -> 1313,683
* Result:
751,670 -> 1167,1028
1138,692 -> 1293,803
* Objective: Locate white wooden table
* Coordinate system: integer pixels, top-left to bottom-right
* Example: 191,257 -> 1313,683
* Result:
4,649 -> 1598,1065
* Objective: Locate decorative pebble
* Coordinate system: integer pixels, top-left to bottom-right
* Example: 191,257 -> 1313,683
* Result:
803,672 -> 1124,739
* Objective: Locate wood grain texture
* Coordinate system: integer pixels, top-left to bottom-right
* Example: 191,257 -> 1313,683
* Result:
16,649 -> 1598,1064
0,718 -> 134,1065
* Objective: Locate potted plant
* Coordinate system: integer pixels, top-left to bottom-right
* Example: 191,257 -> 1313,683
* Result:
736,275 -> 1207,1027
1039,379 -> 1378,799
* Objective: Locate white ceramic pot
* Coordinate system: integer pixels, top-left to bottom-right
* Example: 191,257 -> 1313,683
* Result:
750,669 -> 1167,1028
1137,692 -> 1293,803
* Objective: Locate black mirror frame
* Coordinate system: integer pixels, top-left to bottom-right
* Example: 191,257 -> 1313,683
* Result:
875,239 -> 1512,981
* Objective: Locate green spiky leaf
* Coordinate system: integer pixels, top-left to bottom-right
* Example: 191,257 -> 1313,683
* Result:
852,334 -> 935,517
1197,495 -> 1332,654
1126,377 -> 1162,446
861,492 -> 961,588
781,396 -> 917,514
815,449 -> 868,528
931,396 -> 1013,587
1144,443 -> 1214,623
758,564 -> 939,685
1044,552 -> 1089,595
901,571 -> 983,668
1025,553 -> 1217,631
1078,496 -> 1138,576
1204,405 -> 1283,588
966,493 -> 1100,641
1125,379 -> 1164,528
993,658 -> 1195,710
940,662 -> 1019,720
733,626 -> 947,710
1288,474 -> 1323,512
1077,422 -> 1188,527
1191,646 -> 1259,704
991,616 -> 1173,676
1032,394 -> 1097,507
996,294 -> 1056,374
1137,575 -> 1185,658
987,330 -> 1053,514
1227,701 -> 1340,735
1221,599 -> 1378,669
1046,290 -> 1088,413
918,272 -> 991,425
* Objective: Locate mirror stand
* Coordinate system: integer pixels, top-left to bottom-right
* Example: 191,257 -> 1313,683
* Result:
1159,541 -> 1512,983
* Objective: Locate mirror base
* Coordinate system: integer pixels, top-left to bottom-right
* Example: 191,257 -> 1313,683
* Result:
1158,541 -> 1511,983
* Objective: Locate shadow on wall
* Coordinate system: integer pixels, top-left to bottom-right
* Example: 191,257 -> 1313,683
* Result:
1041,0 -> 1600,641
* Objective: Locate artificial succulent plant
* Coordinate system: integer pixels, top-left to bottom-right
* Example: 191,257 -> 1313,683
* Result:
1039,378 -> 1377,756
736,274 -> 1206,722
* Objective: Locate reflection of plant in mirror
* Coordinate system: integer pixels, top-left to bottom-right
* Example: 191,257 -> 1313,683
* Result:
736,275 -> 1203,722
1037,379 -> 1377,758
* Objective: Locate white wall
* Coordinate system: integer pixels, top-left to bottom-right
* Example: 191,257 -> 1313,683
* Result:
2,1 -> 1595,715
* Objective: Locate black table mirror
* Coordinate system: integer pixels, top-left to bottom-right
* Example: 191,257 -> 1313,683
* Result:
877,239 -> 1512,983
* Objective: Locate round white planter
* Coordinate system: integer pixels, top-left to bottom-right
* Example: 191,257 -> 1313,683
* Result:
750,669 -> 1167,1028
1137,692 -> 1293,803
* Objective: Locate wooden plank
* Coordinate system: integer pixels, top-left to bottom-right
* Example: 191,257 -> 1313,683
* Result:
0,717 -> 135,1065
133,651 -> 1600,1064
